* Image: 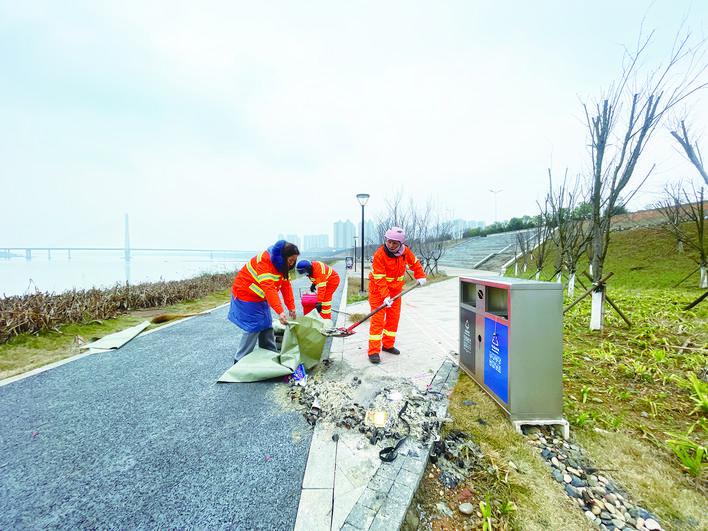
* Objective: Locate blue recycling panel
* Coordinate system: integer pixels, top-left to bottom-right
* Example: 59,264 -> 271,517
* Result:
484,317 -> 509,404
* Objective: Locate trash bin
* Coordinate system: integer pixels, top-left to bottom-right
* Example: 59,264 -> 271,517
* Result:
459,276 -> 568,438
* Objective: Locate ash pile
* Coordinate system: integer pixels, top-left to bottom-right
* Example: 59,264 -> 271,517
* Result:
286,372 -> 450,449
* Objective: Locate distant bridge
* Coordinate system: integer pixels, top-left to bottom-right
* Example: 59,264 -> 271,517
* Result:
0,247 -> 253,260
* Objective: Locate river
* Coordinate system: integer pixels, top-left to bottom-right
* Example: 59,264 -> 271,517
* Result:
0,251 -> 251,298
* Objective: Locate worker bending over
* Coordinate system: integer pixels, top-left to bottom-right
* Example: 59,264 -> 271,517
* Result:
367,227 -> 426,364
296,260 -> 340,320
228,240 -> 299,364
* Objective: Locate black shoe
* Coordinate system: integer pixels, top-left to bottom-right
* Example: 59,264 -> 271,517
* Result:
368,354 -> 381,364
382,346 -> 400,355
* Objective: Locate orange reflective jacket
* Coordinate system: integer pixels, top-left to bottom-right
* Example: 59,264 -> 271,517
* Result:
368,246 -> 425,299
232,250 -> 295,315
308,261 -> 340,302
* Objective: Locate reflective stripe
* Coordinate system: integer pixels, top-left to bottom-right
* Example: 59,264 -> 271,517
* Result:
257,251 -> 266,263
317,282 -> 327,288
259,273 -> 281,282
385,277 -> 394,281
369,334 -> 382,341
321,310 -> 332,316
246,261 -> 259,280
249,283 -> 265,298
321,301 -> 332,307
372,273 -> 385,279
383,330 -> 396,337
397,275 -> 405,281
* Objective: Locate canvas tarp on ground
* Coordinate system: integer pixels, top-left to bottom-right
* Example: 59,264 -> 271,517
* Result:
218,312 -> 327,383
81,320 -> 151,354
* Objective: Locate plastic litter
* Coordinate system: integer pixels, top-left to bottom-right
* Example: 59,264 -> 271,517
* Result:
290,363 -> 308,387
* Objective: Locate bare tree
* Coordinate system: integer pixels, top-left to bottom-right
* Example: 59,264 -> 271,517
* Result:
532,198 -> 553,280
657,183 -> 707,287
376,193 -> 453,274
546,170 -> 592,296
514,231 -> 532,274
656,182 -> 688,253
584,28 -> 707,329
671,120 -> 708,185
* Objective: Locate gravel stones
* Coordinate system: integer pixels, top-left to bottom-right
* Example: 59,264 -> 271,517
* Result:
526,428 -> 665,530
458,502 -> 475,515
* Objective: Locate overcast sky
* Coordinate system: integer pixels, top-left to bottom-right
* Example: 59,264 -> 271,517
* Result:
1,1 -> 707,251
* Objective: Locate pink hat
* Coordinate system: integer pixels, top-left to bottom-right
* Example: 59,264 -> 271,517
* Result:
385,226 -> 406,243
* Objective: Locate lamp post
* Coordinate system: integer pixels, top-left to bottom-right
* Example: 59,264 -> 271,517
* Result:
356,193 -> 370,293
489,189 -> 502,224
353,236 -> 358,272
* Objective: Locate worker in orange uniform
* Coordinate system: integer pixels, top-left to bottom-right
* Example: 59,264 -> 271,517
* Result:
296,260 -> 340,320
367,227 -> 426,364
228,240 -> 300,364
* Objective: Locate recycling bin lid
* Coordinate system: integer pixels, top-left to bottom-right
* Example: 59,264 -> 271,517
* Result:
461,275 -> 563,290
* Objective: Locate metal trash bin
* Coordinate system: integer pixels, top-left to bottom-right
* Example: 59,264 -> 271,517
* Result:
459,276 -> 568,438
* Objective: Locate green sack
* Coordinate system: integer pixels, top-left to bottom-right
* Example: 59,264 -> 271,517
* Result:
218,313 -> 327,383
279,314 -> 327,371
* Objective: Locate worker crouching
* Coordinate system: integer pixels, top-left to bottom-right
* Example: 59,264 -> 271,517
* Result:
367,227 -> 426,364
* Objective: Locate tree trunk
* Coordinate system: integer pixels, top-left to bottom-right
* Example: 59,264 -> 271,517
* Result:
590,286 -> 605,330
556,272 -> 562,283
523,263 -> 527,273
678,240 -> 684,253
701,265 -> 707,289
535,269 -> 541,281
568,272 -> 576,298
514,262 -> 518,276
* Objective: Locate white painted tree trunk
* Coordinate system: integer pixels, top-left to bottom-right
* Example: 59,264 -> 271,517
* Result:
588,263 -> 593,276
523,263 -> 527,273
514,262 -> 518,276
568,273 -> 576,298
590,289 -> 605,330
678,240 -> 684,253
556,272 -> 562,283
535,269 -> 541,281
701,265 -> 707,289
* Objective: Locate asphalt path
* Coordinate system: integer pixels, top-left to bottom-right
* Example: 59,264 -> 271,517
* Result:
0,264 -> 344,529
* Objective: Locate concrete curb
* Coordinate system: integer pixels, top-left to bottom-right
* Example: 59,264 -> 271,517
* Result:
341,360 -> 458,531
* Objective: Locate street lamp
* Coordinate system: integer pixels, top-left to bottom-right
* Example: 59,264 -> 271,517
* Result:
489,189 -> 502,224
356,193 -> 370,293
352,236 -> 358,272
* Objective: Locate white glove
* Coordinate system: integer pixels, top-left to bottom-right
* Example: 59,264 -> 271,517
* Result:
278,312 -> 288,325
383,296 -> 393,307
417,278 -> 427,286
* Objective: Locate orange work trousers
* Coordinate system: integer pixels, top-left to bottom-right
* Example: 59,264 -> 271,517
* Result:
368,290 -> 402,356
318,276 -> 340,320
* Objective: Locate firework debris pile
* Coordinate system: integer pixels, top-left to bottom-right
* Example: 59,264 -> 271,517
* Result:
428,430 -> 486,489
286,372 -> 451,449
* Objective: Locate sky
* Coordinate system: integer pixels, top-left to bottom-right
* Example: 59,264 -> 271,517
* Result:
1,1 -> 707,251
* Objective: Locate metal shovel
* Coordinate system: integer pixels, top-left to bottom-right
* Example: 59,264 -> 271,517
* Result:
320,284 -> 418,337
